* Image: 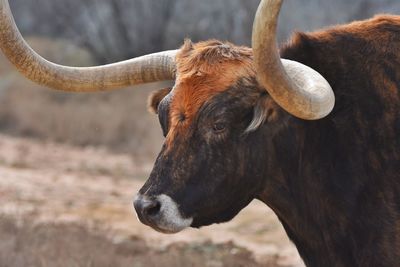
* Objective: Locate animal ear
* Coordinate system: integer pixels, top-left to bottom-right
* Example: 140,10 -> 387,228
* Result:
245,96 -> 279,132
147,87 -> 172,114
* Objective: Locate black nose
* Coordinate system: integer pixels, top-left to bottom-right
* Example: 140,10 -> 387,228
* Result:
134,195 -> 161,224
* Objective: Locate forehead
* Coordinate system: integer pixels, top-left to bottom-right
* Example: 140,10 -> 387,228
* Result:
170,40 -> 255,121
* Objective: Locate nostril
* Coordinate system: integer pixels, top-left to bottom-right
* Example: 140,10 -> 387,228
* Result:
145,201 -> 161,216
135,196 -> 162,218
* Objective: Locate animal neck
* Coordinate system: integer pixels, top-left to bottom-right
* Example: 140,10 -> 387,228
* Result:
256,119 -> 350,266
257,118 -> 399,267
259,174 -> 355,267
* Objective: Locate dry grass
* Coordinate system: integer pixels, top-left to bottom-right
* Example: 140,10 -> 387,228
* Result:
0,216 -> 265,267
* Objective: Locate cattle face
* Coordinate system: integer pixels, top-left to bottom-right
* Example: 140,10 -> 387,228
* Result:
134,40 -> 282,233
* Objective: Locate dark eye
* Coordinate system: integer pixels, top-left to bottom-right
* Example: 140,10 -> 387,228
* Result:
213,122 -> 226,132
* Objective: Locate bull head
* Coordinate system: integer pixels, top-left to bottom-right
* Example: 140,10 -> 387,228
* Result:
0,0 -> 335,233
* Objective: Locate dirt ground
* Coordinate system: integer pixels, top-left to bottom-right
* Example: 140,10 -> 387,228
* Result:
0,134 -> 304,267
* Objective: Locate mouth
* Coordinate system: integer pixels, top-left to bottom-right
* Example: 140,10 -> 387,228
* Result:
135,210 -> 187,234
133,193 -> 193,234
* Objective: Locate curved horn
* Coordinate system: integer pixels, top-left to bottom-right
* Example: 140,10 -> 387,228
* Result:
0,0 -> 177,92
252,0 -> 335,120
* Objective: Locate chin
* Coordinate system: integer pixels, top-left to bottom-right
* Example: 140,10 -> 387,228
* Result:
190,212 -> 238,229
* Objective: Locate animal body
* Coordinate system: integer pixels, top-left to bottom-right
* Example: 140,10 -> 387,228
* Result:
0,0 -> 399,266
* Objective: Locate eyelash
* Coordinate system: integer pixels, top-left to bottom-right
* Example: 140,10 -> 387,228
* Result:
213,122 -> 226,133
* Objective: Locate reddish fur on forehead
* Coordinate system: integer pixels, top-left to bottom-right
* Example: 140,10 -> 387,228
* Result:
170,40 -> 255,128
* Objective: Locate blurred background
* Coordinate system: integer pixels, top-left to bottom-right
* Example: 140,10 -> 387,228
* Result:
2,0 -> 400,161
0,1 -> 399,267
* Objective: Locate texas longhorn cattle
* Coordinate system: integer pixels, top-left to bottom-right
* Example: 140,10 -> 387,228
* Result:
0,0 -> 399,266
